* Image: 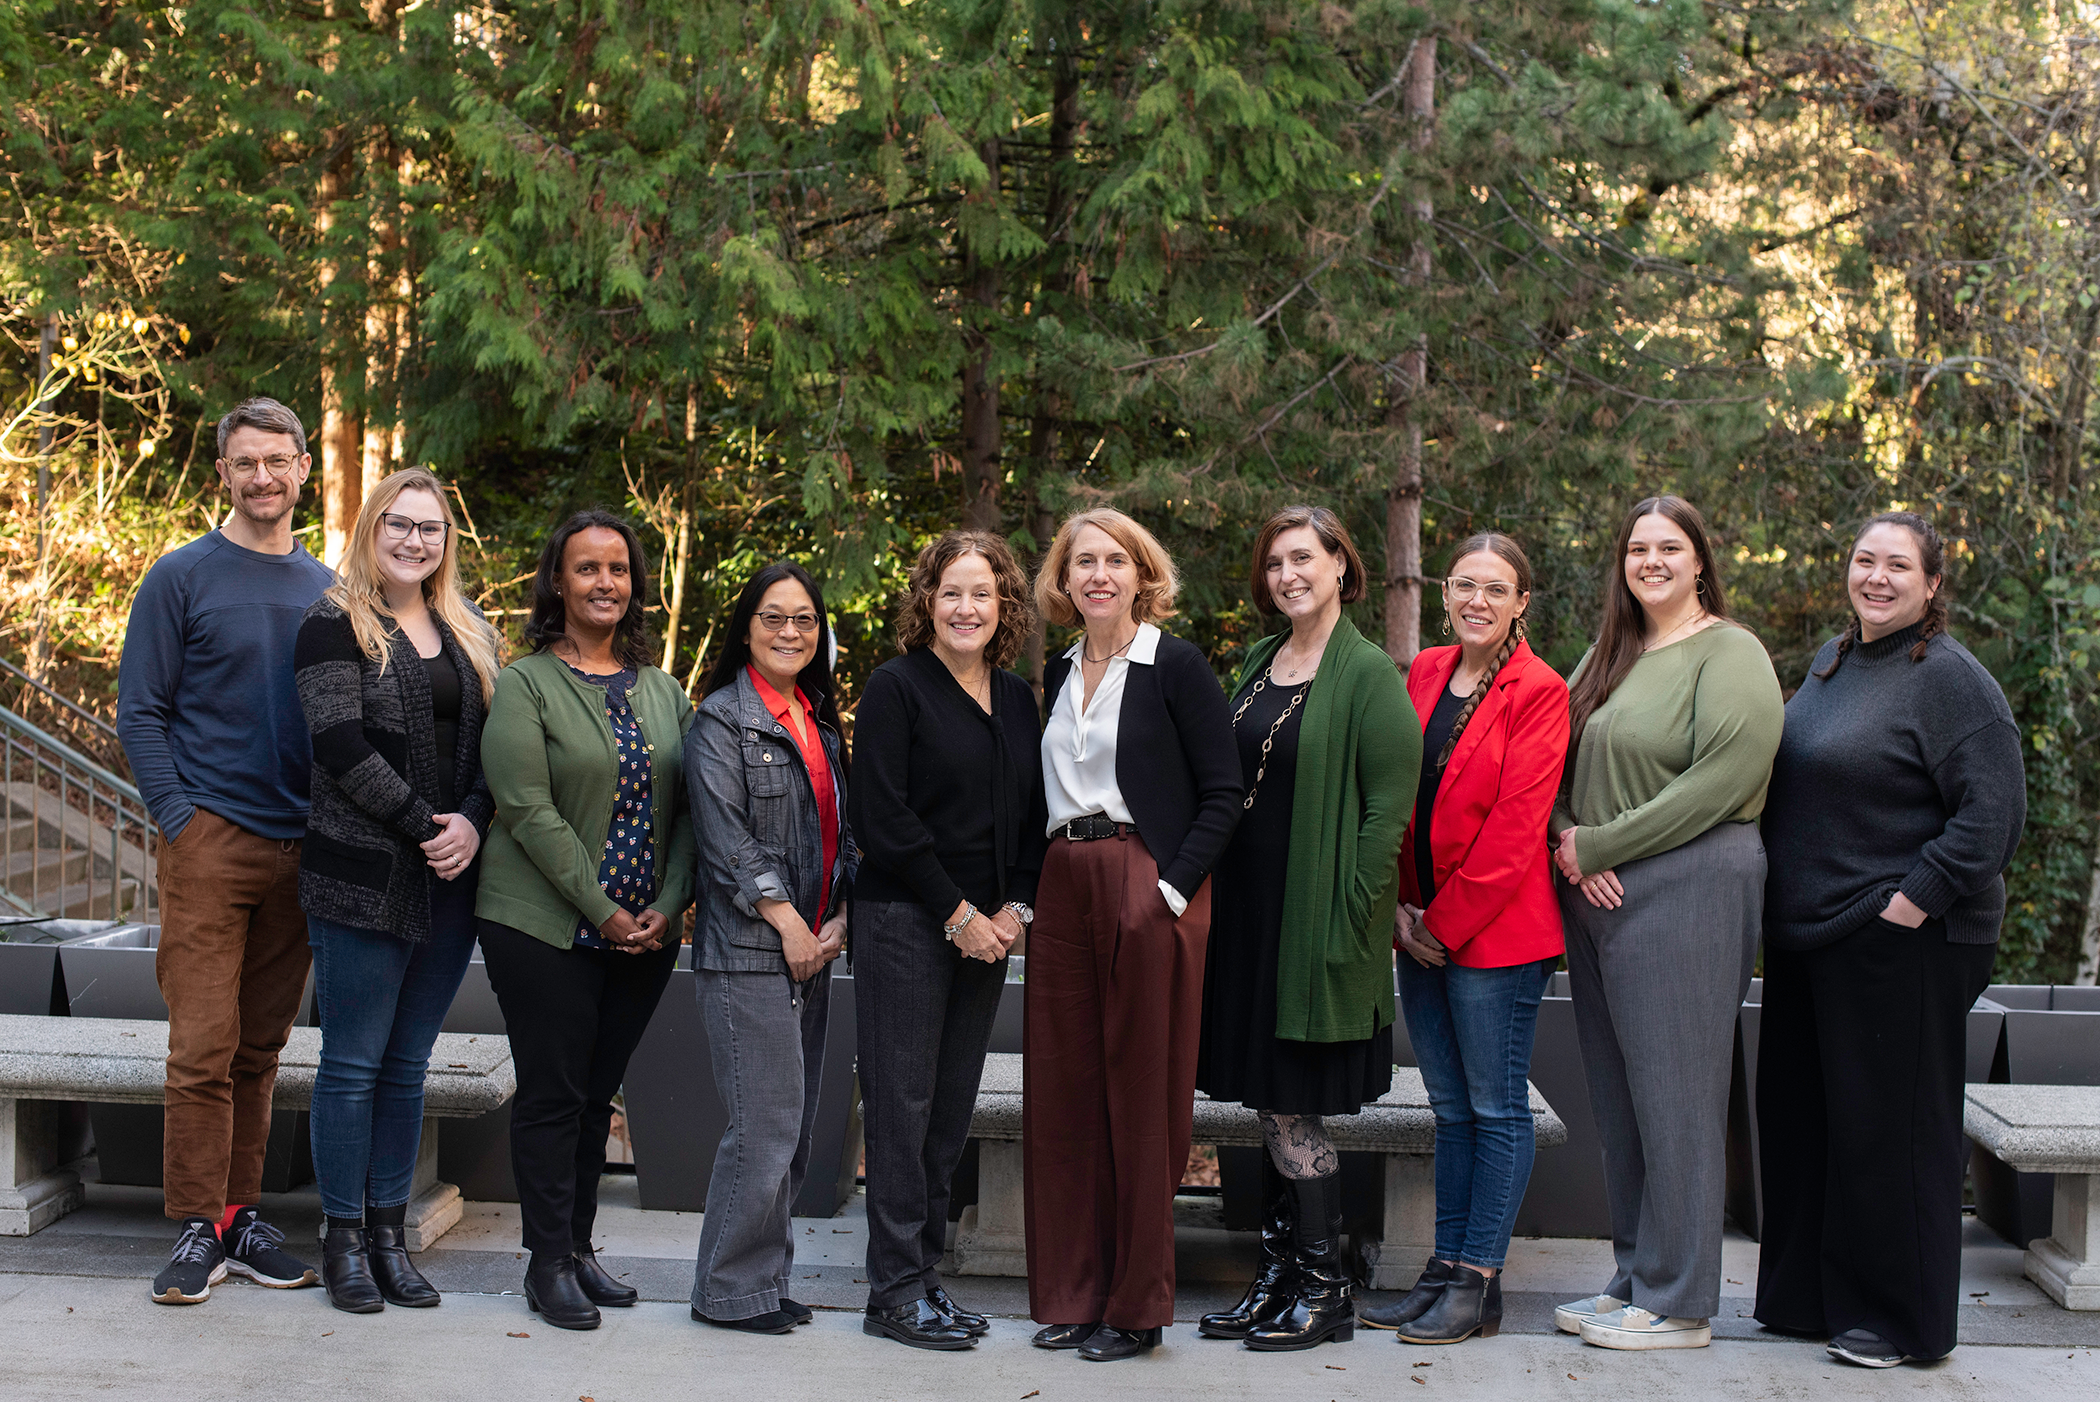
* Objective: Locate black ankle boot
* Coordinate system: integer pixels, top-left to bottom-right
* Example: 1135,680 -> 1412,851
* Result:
571,1245 -> 637,1307
1360,1258 -> 1456,1330
322,1226 -> 384,1314
1200,1154 -> 1297,1339
1398,1267 -> 1500,1343
1244,1175 -> 1353,1351
523,1253 -> 602,1330
364,1223 -> 441,1308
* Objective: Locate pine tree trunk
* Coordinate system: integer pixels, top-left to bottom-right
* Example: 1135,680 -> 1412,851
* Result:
2079,819 -> 2100,985
317,142 -> 361,566
661,387 -> 698,677
1021,49 -> 1080,693
1382,39 -> 1435,666
960,138 -> 1003,533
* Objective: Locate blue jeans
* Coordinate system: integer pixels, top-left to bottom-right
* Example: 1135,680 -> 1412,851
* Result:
1398,956 -> 1555,1269
308,882 -> 477,1220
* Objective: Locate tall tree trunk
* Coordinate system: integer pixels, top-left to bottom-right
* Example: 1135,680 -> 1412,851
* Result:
1021,48 -> 1080,692
360,132 -> 401,491
661,386 -> 698,677
1383,39 -> 1436,666
317,143 -> 361,566
960,138 -> 1004,533
31,314 -> 56,679
2079,823 -> 2100,985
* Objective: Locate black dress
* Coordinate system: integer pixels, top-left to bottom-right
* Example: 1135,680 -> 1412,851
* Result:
1195,675 -> 1394,1115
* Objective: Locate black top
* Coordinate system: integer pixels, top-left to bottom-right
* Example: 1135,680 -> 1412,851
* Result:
1413,685 -> 1467,907
567,667 -> 653,951
1762,622 -> 2026,949
1041,632 -> 1243,900
849,648 -> 1049,915
424,649 -> 462,814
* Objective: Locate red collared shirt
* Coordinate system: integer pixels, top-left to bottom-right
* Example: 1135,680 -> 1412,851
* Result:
747,665 -> 838,920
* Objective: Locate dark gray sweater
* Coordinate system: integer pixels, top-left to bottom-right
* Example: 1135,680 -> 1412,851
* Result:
1762,622 -> 2025,949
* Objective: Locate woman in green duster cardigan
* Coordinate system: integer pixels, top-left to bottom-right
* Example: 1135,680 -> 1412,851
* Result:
1196,505 -> 1421,1353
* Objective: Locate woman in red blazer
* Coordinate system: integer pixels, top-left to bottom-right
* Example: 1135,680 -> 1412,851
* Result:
1359,532 -> 1569,1346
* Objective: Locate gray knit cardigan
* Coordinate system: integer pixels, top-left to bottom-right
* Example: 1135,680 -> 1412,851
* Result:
293,596 -> 495,941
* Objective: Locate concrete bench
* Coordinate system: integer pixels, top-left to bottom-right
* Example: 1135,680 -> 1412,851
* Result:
1966,1083 -> 2100,1310
951,1052 -> 1566,1289
0,1013 -> 515,1251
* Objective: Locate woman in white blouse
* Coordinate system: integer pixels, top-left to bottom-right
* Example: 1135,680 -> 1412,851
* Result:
1022,509 -> 1243,1363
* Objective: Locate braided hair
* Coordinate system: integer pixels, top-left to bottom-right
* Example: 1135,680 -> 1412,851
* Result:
1813,510 -> 1947,679
1436,532 -> 1534,768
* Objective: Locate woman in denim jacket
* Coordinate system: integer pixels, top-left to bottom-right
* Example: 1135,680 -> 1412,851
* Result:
684,562 -> 854,1334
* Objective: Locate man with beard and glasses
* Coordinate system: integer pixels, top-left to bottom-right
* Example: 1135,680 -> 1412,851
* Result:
118,397 -> 336,1305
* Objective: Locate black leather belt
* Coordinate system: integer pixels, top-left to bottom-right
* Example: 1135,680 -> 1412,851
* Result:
1061,814 -> 1133,842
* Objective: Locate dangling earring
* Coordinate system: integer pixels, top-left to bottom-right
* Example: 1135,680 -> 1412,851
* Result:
1695,576 -> 1706,596
1441,615 -> 1453,637
1514,616 -> 1528,640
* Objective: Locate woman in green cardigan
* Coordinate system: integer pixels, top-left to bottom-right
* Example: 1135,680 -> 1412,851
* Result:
1196,505 -> 1421,1352
476,510 -> 696,1332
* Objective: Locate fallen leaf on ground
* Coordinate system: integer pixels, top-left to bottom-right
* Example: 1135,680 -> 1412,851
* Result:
1411,1378 -> 1425,1386
1022,1392 -> 1040,1399
1568,1374 -> 1579,1381
1325,1364 -> 1346,1370
508,1331 -> 530,1338
320,1332 -> 332,1338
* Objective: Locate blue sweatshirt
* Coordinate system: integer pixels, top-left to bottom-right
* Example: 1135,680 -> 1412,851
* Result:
117,530 -> 335,841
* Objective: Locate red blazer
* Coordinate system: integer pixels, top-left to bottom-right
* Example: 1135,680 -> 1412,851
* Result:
1398,640 -> 1570,969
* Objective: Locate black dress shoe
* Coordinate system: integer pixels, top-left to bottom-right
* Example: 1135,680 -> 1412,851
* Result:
1079,1324 -> 1162,1361
863,1298 -> 977,1350
780,1296 -> 814,1325
1359,1258 -> 1456,1330
571,1246 -> 637,1307
1200,1153 -> 1296,1339
523,1254 -> 601,1331
927,1285 -> 989,1336
365,1225 -> 440,1308
1398,1268 -> 1500,1344
1032,1321 -> 1098,1349
691,1305 -> 797,1334
321,1227 -> 383,1315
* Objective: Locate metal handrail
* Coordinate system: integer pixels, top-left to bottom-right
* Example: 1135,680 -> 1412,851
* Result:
0,657 -> 122,746
0,700 -> 157,922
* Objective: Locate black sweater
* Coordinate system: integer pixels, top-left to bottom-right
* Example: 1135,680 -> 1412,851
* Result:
1041,632 -> 1243,900
1762,622 -> 2026,949
849,648 -> 1049,915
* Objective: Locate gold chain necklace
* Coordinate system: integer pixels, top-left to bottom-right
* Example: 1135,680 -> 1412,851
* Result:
1231,665 -> 1312,810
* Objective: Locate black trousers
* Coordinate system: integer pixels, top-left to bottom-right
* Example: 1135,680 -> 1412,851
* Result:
853,899 -> 1007,1308
1754,916 -> 1994,1359
478,920 -> 678,1257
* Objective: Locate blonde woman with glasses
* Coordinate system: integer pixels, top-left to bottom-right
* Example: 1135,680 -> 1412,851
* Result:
294,468 -> 502,1314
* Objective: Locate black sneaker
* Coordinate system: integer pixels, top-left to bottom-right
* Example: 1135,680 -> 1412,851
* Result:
1828,1328 -> 1910,1368
151,1217 -> 226,1304
222,1207 -> 318,1288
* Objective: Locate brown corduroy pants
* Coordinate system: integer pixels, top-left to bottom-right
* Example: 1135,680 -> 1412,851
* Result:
154,809 -> 312,1221
1023,831 -> 1209,1331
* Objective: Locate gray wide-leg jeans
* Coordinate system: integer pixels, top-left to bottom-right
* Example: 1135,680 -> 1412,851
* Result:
1559,820 -> 1762,1321
690,966 -> 830,1320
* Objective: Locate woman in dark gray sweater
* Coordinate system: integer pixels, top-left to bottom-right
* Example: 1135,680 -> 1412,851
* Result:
1755,511 -> 2026,1369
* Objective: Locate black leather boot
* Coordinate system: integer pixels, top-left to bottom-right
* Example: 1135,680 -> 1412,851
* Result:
365,1223 -> 441,1307
523,1253 -> 602,1330
571,1245 -> 637,1307
1199,1153 -> 1296,1339
321,1226 -> 384,1314
1079,1325 -> 1162,1361
1243,1175 -> 1353,1351
1398,1267 -> 1500,1344
1359,1257 -> 1456,1330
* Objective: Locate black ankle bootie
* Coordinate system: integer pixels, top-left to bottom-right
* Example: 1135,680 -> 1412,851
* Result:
1360,1257 -> 1456,1330
322,1226 -> 384,1314
571,1245 -> 637,1307
1200,1154 -> 1296,1339
1243,1175 -> 1354,1351
524,1253 -> 602,1330
365,1223 -> 441,1308
1398,1267 -> 1500,1344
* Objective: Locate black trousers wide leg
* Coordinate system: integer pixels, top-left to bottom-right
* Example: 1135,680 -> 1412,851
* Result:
1754,917 -> 1994,1360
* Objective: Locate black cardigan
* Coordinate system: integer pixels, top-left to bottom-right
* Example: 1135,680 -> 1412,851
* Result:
848,648 -> 1049,915
1041,630 -> 1243,900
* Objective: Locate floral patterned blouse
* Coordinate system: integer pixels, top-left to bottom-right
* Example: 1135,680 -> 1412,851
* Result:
570,666 -> 656,950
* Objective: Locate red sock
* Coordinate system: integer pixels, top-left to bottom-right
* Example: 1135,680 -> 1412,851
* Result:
218,1204 -> 246,1237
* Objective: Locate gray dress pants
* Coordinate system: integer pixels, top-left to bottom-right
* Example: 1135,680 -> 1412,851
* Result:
690,965 -> 830,1319
1559,820 -> 1762,1321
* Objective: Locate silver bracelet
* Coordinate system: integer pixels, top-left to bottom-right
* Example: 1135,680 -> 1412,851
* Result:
942,902 -> 978,942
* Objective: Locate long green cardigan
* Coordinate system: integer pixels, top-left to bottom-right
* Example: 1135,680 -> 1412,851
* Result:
475,650 -> 697,949
1232,616 -> 1421,1043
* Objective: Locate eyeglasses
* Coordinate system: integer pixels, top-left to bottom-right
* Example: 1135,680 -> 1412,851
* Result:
380,513 -> 450,544
755,610 -> 820,634
1444,577 -> 1517,604
223,454 -> 302,480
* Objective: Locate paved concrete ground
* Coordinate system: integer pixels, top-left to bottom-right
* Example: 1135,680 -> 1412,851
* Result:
5,1177 -> 2099,1400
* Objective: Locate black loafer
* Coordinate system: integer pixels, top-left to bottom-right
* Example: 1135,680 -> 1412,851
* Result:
1032,1321 -> 1097,1349
1080,1324 -> 1162,1361
927,1285 -> 989,1336
781,1296 -> 814,1326
692,1305 -> 797,1334
863,1298 -> 977,1350
571,1247 -> 637,1307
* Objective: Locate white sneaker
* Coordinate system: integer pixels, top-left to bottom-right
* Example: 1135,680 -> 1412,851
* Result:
1553,1293 -> 1626,1335
1579,1305 -> 1711,1350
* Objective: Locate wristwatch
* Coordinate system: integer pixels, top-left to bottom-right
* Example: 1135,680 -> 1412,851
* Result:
1003,901 -> 1034,926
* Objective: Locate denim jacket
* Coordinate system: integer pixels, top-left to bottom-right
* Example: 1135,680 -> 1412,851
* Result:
686,669 -> 854,974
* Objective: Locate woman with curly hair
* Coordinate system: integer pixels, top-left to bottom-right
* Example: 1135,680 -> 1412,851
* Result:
850,530 -> 1049,1350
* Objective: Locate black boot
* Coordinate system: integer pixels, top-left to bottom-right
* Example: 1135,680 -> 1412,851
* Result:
1243,1175 -> 1353,1351
362,1205 -> 440,1308
321,1226 -> 384,1314
523,1253 -> 602,1330
1359,1258 -> 1456,1330
1398,1267 -> 1500,1343
1199,1153 -> 1296,1339
571,1245 -> 638,1307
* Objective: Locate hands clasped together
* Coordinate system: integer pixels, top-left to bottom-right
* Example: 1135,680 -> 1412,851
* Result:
949,901 -> 1022,964
1553,826 -> 1623,910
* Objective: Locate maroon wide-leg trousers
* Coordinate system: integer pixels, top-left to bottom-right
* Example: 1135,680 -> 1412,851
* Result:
1023,831 -> 1209,1330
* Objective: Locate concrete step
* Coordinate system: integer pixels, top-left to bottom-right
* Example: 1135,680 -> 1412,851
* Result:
36,876 -> 147,922
2,846 -> 89,898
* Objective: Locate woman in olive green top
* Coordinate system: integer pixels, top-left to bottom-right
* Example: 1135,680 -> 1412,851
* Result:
1546,496 -> 1782,1353
477,511 -> 696,1332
